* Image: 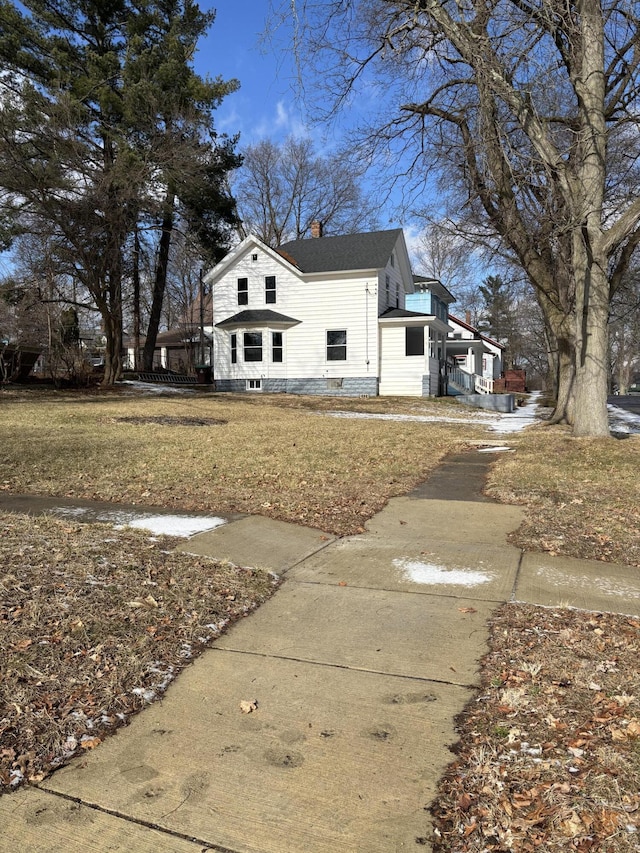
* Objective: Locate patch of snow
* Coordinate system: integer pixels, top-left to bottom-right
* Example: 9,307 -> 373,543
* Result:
607,403 -> 640,435
53,506 -> 90,517
324,392 -> 543,435
477,445 -> 514,453
9,769 -> 24,787
117,514 -> 226,537
536,565 -> 640,600
488,392 -> 543,434
325,410 -> 495,426
132,687 -> 157,703
393,557 -> 493,586
117,380 -> 197,395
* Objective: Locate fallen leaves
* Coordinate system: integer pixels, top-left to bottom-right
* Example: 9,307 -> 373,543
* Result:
431,603 -> 640,852
0,512 -> 279,792
239,700 -> 258,714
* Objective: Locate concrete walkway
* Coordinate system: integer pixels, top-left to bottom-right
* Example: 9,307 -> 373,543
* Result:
2,455 -> 640,852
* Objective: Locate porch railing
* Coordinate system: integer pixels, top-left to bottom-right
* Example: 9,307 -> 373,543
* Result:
448,366 -> 494,395
474,374 -> 494,394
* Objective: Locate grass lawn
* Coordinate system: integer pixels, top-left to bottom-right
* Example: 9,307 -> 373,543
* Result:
1,386 -> 639,849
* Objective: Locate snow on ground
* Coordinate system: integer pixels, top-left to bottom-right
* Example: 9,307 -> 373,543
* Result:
120,515 -> 226,537
393,557 -> 493,586
52,506 -> 226,537
117,380 -> 197,395
327,392 -> 640,436
326,392 -> 541,434
535,565 -> 640,601
608,403 -> 640,435
325,409 -> 498,427
488,391 -> 542,434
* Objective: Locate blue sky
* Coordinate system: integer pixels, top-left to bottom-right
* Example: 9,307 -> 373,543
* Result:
194,2 -> 306,145
193,3 -> 422,241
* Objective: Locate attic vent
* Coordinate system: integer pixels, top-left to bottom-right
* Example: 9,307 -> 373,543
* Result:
251,253 -> 258,261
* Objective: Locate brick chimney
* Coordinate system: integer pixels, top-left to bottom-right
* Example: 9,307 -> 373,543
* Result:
311,220 -> 323,238
465,310 -> 472,326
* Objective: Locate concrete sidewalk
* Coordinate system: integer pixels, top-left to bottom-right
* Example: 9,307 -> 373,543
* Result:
3,457 -> 640,852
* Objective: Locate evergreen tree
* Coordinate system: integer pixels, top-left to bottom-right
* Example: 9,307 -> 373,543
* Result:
478,276 -> 515,343
0,0 -> 239,383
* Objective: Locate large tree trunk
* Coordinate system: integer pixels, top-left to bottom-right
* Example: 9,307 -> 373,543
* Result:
572,252 -> 611,436
102,297 -> 123,387
142,195 -> 174,372
132,225 -> 141,370
551,334 -> 576,425
97,233 -> 125,387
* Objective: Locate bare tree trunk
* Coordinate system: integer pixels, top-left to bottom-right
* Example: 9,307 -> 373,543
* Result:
132,225 -> 141,370
142,195 -> 174,372
102,303 -> 123,386
550,335 -> 576,425
573,254 -> 611,436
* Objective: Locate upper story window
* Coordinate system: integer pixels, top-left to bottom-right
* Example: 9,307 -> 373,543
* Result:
390,252 -> 395,267
230,333 -> 237,363
385,275 -> 390,302
326,329 -> 347,361
405,326 -> 424,356
272,331 -> 283,362
243,331 -> 263,362
237,277 -> 248,305
265,275 -> 276,304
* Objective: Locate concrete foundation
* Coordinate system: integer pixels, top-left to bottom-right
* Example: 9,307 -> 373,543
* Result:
455,393 -> 515,412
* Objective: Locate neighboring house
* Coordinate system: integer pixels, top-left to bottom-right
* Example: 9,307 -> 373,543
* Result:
125,292 -> 213,373
446,313 -> 505,385
204,227 -> 453,397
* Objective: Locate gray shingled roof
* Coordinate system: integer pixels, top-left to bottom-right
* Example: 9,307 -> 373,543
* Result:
215,309 -> 300,328
277,229 -> 403,273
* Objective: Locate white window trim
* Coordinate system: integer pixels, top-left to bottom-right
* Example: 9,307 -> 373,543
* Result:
326,329 -> 347,362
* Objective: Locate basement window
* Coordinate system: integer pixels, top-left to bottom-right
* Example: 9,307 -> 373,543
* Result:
246,379 -> 262,391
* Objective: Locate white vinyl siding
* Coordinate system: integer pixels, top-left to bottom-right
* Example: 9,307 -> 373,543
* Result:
209,234 -> 412,385
379,324 -> 430,396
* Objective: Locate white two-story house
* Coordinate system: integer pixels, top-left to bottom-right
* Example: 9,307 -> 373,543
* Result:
204,226 -> 454,397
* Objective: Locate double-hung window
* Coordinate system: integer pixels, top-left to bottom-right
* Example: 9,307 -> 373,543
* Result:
265,275 -> 276,304
243,331 -> 263,362
272,331 -> 283,362
230,333 -> 237,364
237,277 -> 248,305
326,330 -> 347,361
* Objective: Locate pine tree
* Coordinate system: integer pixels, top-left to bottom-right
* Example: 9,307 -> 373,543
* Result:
0,0 -> 239,383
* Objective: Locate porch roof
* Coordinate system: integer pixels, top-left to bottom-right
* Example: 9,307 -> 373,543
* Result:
215,309 -> 301,330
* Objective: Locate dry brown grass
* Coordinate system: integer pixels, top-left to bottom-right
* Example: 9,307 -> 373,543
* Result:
0,387 -> 484,536
0,511 -> 277,791
486,425 -> 640,567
